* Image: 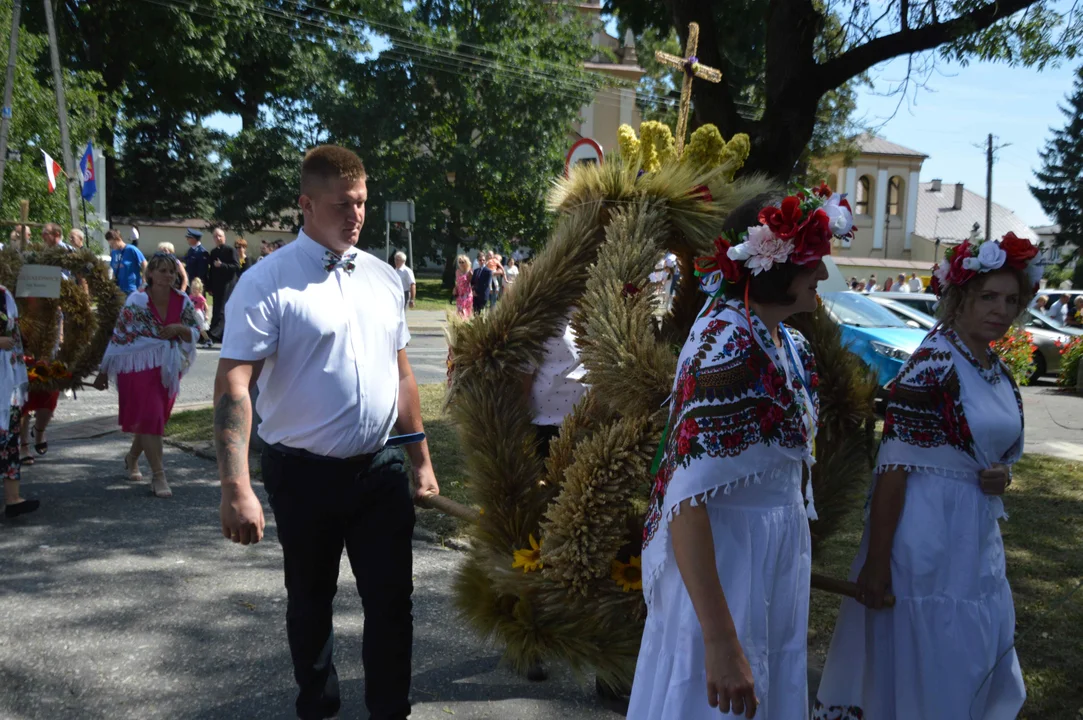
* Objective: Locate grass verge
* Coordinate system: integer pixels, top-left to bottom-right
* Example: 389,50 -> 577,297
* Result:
808,453 -> 1083,719
164,384 -> 471,539
413,275 -> 455,312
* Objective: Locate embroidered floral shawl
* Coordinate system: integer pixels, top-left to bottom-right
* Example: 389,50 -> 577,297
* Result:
100,290 -> 200,396
0,286 -> 28,431
877,326 -> 1024,519
641,300 -> 819,608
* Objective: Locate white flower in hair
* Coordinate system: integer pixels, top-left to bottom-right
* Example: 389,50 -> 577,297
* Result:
976,241 -> 1007,271
728,225 -> 794,275
822,193 -> 854,237
962,257 -> 982,271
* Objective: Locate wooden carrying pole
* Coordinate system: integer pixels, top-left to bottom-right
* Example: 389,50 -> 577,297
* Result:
415,494 -> 895,606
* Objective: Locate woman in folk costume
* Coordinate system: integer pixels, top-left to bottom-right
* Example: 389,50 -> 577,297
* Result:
93,253 -> 201,498
0,284 -> 38,518
630,185 -> 855,720
814,232 -> 1039,720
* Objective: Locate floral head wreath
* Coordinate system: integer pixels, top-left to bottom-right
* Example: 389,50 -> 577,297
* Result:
929,232 -> 1041,298
694,183 -> 855,296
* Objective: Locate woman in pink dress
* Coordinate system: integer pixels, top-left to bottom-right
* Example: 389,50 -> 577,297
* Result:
453,254 -> 474,319
94,253 -> 201,498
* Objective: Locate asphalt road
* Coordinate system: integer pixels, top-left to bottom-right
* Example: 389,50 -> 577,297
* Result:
0,433 -> 623,720
47,325 -> 450,426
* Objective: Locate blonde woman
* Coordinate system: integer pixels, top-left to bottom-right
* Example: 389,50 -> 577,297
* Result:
93,254 -> 201,498
453,254 -> 473,319
156,241 -> 189,293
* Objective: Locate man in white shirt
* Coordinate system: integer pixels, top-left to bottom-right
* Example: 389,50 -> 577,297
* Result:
866,274 -> 879,292
895,273 -> 910,293
393,251 -> 415,308
908,272 -> 923,293
215,145 -> 438,720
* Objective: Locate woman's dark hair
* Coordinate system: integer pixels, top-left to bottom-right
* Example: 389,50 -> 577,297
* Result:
720,192 -> 806,306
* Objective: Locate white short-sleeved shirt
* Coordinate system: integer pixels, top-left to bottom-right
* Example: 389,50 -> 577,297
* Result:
504,265 -> 520,285
395,264 -> 416,292
221,229 -> 411,458
530,320 -> 587,426
908,277 -> 923,293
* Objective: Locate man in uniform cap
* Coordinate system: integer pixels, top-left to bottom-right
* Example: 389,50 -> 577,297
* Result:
184,228 -> 210,290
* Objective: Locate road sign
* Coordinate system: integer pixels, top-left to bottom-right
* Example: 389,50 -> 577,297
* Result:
387,200 -> 415,224
565,138 -> 604,177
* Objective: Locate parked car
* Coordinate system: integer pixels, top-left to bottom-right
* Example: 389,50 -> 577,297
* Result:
869,296 -> 1082,383
820,291 -> 929,388
863,290 -> 938,316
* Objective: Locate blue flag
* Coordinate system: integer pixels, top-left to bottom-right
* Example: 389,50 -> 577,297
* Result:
79,141 -> 96,201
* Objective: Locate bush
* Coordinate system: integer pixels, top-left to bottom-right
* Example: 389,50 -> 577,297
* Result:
1057,336 -> 1083,389
993,327 -> 1037,386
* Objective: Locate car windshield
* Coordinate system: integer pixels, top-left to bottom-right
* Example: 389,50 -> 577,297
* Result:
822,292 -> 910,328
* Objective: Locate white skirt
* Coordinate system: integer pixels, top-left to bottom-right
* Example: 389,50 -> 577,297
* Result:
814,471 -> 1025,719
629,470 -> 812,719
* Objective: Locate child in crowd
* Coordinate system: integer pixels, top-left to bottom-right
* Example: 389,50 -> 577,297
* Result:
188,278 -> 213,348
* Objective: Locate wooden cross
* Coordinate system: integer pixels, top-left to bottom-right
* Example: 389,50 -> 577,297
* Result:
655,22 -> 723,155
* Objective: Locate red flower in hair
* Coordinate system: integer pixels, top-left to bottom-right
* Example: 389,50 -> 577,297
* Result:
998,232 -> 1038,270
791,209 -> 832,266
695,235 -> 743,283
946,242 -> 977,288
811,182 -> 832,198
758,196 -> 805,240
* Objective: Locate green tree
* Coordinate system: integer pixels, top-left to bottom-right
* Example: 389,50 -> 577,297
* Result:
112,107 -> 223,219
217,125 -> 302,233
34,0 -> 391,214
608,0 -> 1080,181
0,0 -> 109,229
320,0 -> 598,284
1031,64 -> 1083,260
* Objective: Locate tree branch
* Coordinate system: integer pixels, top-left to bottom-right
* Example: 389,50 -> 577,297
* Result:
817,0 -> 1041,92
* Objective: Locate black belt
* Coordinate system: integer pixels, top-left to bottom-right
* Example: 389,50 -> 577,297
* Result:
268,442 -> 380,465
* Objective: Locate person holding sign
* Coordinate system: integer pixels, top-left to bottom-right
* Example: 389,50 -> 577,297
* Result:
0,284 -> 38,518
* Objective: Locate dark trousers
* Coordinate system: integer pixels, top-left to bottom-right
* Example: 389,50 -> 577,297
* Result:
262,444 -> 416,720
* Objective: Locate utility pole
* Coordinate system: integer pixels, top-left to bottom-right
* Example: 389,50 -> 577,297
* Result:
0,0 -> 23,206
985,134 -> 993,242
976,133 -> 1011,243
42,0 -> 80,228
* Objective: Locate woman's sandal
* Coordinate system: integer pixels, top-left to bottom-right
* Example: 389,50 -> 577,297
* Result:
19,444 -> 34,466
150,471 -> 172,499
31,427 -> 47,456
124,453 -> 143,482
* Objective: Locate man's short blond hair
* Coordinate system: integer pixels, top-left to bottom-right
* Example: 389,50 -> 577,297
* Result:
301,145 -> 367,195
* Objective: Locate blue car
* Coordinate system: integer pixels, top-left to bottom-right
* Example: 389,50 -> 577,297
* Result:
820,291 -> 929,387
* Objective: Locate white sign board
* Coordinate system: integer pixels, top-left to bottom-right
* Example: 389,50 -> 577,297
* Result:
16,264 -> 63,299
387,200 -> 415,224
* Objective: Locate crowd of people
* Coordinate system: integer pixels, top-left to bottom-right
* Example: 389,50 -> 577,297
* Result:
1035,291 -> 1083,326
848,271 -> 926,293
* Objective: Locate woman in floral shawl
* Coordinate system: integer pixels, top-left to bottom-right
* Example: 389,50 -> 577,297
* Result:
94,253 -> 201,498
814,232 -> 1040,720
0,284 -> 38,518
629,185 -> 854,720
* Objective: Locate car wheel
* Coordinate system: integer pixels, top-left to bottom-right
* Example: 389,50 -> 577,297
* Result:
1029,351 -> 1046,385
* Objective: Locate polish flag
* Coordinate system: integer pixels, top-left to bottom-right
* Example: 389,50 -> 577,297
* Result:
42,150 -> 63,193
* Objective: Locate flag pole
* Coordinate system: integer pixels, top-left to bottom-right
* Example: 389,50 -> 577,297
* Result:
81,196 -> 88,235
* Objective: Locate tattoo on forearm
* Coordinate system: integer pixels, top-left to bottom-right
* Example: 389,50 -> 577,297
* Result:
214,394 -> 250,480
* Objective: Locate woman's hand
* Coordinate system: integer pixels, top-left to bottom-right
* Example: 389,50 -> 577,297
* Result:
979,463 -> 1011,496
856,555 -> 892,610
92,373 -> 108,391
0,336 -> 14,351
163,323 -> 190,340
705,634 -> 758,718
